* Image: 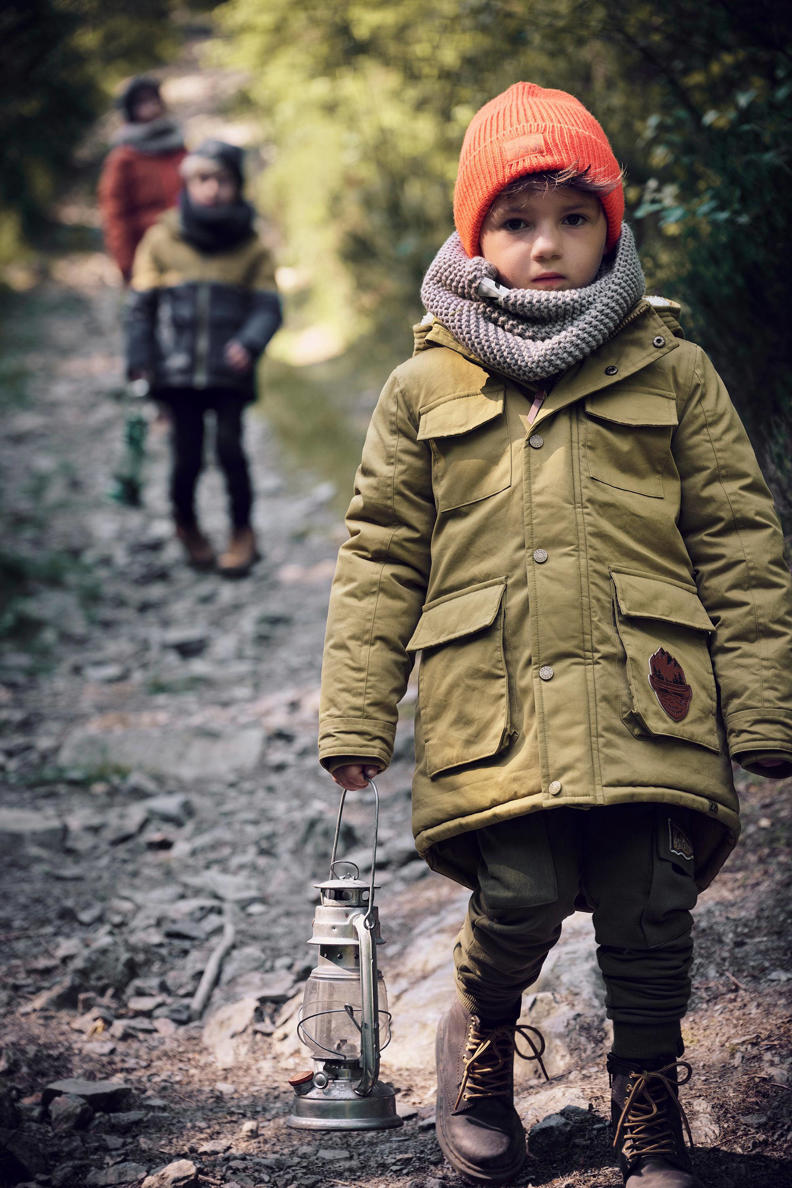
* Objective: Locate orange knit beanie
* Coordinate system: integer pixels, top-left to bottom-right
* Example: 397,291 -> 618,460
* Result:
453,82 -> 624,258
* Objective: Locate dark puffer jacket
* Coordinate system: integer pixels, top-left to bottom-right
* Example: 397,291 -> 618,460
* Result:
125,210 -> 282,397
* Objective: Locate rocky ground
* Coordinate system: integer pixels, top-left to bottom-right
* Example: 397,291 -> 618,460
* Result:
1,52 -> 791,1188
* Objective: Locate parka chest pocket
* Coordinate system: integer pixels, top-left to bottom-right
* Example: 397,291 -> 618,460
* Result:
611,569 -> 719,752
417,387 -> 510,511
407,578 -> 512,777
585,389 -> 677,498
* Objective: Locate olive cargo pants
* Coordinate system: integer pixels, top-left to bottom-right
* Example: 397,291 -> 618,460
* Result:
453,804 -> 698,1059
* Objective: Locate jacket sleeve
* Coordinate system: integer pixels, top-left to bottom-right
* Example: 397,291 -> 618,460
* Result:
124,229 -> 161,379
675,346 -> 792,775
98,150 -> 136,281
318,370 -> 435,769
235,291 -> 282,358
235,243 -> 282,357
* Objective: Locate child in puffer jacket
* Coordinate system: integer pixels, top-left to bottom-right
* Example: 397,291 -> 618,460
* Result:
125,139 -> 282,575
318,83 -> 792,1187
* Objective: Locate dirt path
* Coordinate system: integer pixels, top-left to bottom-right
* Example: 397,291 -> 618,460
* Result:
1,48 -> 791,1188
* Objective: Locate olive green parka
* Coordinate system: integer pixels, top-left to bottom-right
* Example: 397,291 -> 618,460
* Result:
319,299 -> 792,889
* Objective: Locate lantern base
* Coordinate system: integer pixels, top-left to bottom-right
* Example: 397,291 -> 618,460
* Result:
287,1076 -> 403,1130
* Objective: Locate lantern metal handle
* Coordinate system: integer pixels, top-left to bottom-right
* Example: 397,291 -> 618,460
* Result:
329,778 -> 381,1095
329,777 -> 379,930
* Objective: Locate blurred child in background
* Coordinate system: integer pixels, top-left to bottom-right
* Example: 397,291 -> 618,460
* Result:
125,139 -> 282,575
99,76 -> 186,285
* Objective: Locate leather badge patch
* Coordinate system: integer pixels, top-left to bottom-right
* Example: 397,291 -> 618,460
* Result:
648,648 -> 692,721
668,818 -> 694,863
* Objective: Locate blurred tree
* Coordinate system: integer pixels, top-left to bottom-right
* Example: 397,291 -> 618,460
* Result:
606,0 -> 792,529
213,0 -> 623,327
0,0 -> 183,257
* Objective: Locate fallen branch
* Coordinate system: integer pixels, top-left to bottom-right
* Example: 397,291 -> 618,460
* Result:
189,909 -> 236,1020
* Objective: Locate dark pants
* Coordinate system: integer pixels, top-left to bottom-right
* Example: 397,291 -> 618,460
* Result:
453,804 -> 697,1059
161,388 -> 253,529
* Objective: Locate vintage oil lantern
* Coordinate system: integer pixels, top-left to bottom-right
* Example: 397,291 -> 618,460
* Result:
288,780 -> 402,1130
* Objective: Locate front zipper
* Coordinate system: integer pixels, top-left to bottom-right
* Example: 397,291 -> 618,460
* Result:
193,282 -> 211,387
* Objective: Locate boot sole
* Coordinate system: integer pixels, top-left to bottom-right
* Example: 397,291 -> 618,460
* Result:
436,1120 -> 526,1187
435,1011 -> 526,1187
218,549 -> 260,579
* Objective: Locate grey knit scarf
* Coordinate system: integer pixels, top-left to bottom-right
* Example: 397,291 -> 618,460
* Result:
420,225 -> 645,384
112,117 -> 185,156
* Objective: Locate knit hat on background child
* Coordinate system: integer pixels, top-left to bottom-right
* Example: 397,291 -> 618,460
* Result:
453,82 -> 624,258
117,76 -> 162,123
181,140 -> 246,189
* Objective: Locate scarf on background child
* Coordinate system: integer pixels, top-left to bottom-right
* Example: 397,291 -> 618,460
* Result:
420,225 -> 645,384
111,116 -> 185,156
178,190 -> 255,254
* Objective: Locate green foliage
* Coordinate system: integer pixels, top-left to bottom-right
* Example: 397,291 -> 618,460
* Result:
0,545 -> 100,651
0,0 -> 184,256
619,3 -> 792,529
213,0 -> 625,334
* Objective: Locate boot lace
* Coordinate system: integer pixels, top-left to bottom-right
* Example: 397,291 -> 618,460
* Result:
613,1061 -> 694,1163
454,1018 -> 549,1111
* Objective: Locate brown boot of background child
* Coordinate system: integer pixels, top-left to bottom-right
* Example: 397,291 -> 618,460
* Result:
217,525 -> 258,577
176,521 -> 214,570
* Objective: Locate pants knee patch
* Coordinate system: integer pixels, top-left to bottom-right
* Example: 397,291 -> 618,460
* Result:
476,812 -> 561,915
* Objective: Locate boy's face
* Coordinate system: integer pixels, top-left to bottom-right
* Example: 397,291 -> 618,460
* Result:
186,167 -> 238,208
479,185 -> 608,291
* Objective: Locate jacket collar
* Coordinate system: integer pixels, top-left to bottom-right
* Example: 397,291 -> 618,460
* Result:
532,301 -> 681,428
415,301 -> 682,426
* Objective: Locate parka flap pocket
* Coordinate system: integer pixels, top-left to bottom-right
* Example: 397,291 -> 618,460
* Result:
409,578 -> 512,777
418,387 -> 511,511
406,579 -> 507,652
417,387 -> 505,440
584,390 -> 676,498
585,390 -> 678,428
611,571 -> 714,632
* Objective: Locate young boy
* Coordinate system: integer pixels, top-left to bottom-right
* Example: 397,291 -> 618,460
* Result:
125,139 -> 282,575
318,84 -> 792,1186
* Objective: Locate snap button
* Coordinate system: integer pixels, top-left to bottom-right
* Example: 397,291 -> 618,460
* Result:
548,780 -> 563,796
533,548 -> 548,564
604,364 -> 618,376
653,335 -> 666,348
528,433 -> 544,449
539,665 -> 554,681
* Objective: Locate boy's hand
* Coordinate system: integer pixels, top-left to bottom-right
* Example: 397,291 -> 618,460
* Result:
224,340 -> 252,373
331,761 -> 383,791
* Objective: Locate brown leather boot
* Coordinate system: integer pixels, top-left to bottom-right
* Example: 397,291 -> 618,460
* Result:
609,1054 -> 703,1187
435,998 -> 548,1185
217,525 -> 259,577
176,521 -> 214,569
